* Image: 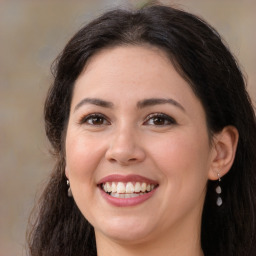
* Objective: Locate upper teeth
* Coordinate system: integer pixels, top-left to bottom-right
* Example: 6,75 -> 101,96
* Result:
102,182 -> 155,194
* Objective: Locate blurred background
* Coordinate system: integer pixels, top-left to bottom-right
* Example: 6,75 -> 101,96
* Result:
0,0 -> 255,255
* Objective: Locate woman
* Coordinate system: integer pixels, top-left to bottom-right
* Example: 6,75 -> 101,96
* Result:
27,4 -> 256,256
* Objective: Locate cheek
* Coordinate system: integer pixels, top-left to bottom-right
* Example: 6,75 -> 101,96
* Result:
148,132 -> 211,219
65,133 -> 105,219
148,131 -> 211,185
65,131 -> 105,182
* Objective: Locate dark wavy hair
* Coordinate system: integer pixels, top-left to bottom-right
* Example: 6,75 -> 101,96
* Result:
27,4 -> 256,256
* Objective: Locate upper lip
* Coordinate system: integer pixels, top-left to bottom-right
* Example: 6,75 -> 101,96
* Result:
98,174 -> 158,185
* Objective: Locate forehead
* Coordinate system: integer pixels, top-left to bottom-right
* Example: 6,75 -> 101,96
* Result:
82,45 -> 173,83
71,45 -> 202,112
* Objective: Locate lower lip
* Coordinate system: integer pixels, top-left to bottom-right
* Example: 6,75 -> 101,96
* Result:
99,187 -> 158,207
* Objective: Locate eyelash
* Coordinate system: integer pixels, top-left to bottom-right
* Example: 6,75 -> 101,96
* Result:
79,113 -> 110,126
143,113 -> 177,126
78,112 -> 176,127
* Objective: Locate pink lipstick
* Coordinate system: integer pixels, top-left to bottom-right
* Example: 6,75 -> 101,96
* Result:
98,174 -> 158,207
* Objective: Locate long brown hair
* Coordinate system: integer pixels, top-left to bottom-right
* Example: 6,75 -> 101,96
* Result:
27,4 -> 256,256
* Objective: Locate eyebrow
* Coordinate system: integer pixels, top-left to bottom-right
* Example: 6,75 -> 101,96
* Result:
137,98 -> 185,111
74,98 -> 114,112
74,97 -> 185,112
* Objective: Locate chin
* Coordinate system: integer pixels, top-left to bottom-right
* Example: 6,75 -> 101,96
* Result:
95,216 -> 156,244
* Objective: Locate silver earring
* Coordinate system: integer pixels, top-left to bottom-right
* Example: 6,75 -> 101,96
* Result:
67,180 -> 72,197
216,173 -> 222,206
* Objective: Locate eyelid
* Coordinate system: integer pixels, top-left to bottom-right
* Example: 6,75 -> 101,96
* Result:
78,113 -> 111,125
143,112 -> 177,125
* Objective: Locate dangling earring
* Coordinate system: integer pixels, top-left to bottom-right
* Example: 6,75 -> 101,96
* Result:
67,180 -> 72,197
216,173 -> 222,206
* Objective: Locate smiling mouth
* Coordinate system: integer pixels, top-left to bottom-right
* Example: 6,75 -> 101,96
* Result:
100,181 -> 158,198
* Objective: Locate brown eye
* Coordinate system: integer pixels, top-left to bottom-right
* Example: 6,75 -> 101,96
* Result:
144,113 -> 176,126
90,116 -> 105,125
151,116 -> 166,125
80,114 -> 110,126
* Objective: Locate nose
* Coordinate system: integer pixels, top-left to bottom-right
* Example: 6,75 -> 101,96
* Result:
105,126 -> 146,165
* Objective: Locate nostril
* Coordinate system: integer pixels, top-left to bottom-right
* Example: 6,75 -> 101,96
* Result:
128,158 -> 137,162
105,140 -> 146,165
108,157 -> 138,166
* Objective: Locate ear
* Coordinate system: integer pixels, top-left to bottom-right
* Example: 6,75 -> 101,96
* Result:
65,166 -> 69,179
208,126 -> 239,180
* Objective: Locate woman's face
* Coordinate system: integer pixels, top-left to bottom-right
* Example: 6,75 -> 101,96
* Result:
65,45 -> 216,244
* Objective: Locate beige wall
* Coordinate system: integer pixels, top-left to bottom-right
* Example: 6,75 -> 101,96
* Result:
0,1 -> 255,255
